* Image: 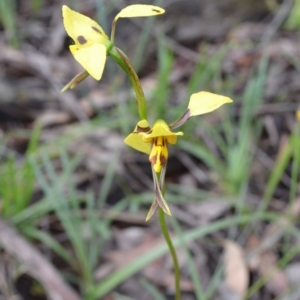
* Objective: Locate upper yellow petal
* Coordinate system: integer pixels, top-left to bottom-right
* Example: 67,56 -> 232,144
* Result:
188,91 -> 233,117
73,44 -> 106,80
124,132 -> 151,154
62,5 -> 108,46
115,4 -> 165,20
134,119 -> 151,133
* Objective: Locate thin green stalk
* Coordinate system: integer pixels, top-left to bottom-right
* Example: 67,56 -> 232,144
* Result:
109,46 -> 147,120
170,217 -> 205,300
110,19 -> 117,43
159,208 -> 181,300
140,279 -> 167,300
92,212 -> 282,298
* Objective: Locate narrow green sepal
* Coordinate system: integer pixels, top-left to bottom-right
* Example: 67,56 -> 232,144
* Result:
152,168 -> 171,215
61,71 -> 89,92
145,199 -> 158,221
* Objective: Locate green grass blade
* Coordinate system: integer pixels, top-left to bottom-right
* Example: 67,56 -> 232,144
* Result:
24,227 -> 76,268
133,0 -> 163,71
170,217 -> 205,300
140,279 -> 167,300
0,0 -> 18,47
91,213 -> 281,298
245,242 -> 300,299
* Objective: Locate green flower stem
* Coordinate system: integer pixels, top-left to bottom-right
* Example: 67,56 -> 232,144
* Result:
109,46 -> 147,120
159,208 -> 181,300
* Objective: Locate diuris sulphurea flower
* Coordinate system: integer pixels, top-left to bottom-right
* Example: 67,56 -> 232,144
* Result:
125,91 -> 233,220
297,107 -> 300,121
61,4 -> 164,92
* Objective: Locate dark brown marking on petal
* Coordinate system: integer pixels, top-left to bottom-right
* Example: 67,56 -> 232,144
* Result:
77,35 -> 87,45
92,26 -> 101,34
136,125 -> 150,133
152,8 -> 161,13
160,154 -> 167,166
156,140 -> 162,146
155,137 -> 166,147
149,155 -> 157,166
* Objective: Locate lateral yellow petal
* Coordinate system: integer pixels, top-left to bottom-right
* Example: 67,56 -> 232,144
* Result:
115,4 -> 165,19
124,133 -> 151,154
73,44 -> 106,80
188,91 -> 233,116
62,5 -> 108,45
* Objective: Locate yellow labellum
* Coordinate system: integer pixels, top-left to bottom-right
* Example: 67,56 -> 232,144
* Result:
149,136 -> 168,173
188,91 -> 233,117
115,4 -> 165,20
142,120 -> 183,143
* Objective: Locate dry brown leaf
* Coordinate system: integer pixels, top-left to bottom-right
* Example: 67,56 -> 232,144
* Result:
106,233 -> 164,269
223,240 -> 249,297
245,199 -> 300,271
264,198 -> 300,243
36,111 -> 71,127
244,235 -> 289,297
244,234 -> 261,271
258,251 -> 288,296
282,263 -> 300,300
144,268 -> 194,292
186,199 -> 231,224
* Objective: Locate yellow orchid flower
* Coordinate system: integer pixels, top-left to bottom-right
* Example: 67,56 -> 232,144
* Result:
62,4 -> 164,91
62,5 -> 111,81
124,91 -> 233,220
297,108 -> 300,122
